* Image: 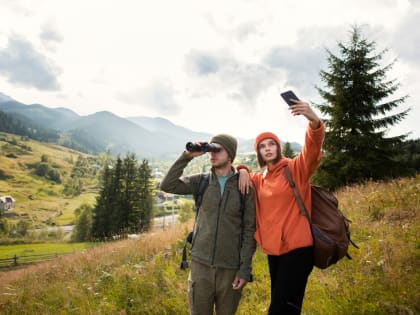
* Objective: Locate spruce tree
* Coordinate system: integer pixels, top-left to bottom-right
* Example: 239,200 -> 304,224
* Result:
109,157 -> 123,235
314,26 -> 410,189
122,153 -> 142,233
91,155 -> 154,239
92,161 -> 113,239
137,159 -> 153,232
282,142 -> 295,158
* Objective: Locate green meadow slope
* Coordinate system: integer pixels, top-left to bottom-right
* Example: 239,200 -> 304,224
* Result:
0,175 -> 418,314
0,132 -> 97,228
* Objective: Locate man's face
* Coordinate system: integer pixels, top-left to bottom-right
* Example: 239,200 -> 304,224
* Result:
209,143 -> 230,169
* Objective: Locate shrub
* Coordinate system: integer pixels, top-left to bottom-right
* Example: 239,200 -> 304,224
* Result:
47,168 -> 61,183
72,204 -> 93,242
34,162 -> 62,183
35,162 -> 50,177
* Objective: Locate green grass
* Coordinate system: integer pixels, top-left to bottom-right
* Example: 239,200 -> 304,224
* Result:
0,176 -> 418,314
0,243 -> 96,259
0,132 -> 98,228
55,193 -> 97,225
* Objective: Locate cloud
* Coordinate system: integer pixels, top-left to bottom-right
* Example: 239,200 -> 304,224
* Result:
117,79 -> 180,115
409,0 -> 420,8
262,25 -> 392,98
185,49 -> 281,109
185,50 -> 223,75
232,22 -> 259,42
225,62 -> 280,107
0,0 -> 32,16
392,9 -> 420,67
262,27 -> 334,97
0,36 -> 61,90
205,13 -> 261,43
263,45 -> 326,96
40,21 -> 63,52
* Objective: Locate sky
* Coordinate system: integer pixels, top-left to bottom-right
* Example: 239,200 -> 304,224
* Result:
0,0 -> 419,144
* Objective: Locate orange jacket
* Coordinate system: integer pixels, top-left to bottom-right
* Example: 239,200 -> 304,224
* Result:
250,122 -> 325,255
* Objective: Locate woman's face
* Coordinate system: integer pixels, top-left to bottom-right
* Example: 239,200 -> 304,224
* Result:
258,138 -> 278,163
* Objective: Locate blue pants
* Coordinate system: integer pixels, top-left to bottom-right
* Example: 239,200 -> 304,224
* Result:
267,247 -> 314,315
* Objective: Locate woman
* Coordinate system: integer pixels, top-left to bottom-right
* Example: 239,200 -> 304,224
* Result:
238,100 -> 325,314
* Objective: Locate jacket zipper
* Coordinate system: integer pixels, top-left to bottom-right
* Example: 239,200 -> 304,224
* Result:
211,190 -> 229,265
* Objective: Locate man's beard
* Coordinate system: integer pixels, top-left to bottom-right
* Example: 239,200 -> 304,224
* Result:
212,159 -> 230,169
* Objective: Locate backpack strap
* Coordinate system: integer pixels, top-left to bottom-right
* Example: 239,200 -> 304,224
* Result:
239,192 -> 246,246
283,165 -> 312,224
181,173 -> 210,269
193,173 -> 210,217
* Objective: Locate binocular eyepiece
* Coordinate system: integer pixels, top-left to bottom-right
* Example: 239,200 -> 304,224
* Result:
186,142 -> 221,153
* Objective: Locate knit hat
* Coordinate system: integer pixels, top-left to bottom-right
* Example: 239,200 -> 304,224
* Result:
254,132 -> 281,152
210,134 -> 238,161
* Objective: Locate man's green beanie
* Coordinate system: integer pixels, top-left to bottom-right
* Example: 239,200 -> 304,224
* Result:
210,134 -> 238,162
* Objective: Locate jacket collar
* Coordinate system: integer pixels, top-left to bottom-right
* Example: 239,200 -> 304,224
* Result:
264,157 -> 289,177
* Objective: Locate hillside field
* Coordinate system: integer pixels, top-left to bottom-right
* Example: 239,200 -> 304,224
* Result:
0,175 -> 418,314
0,132 -> 98,228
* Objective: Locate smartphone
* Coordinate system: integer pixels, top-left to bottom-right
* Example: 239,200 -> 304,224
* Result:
280,90 -> 299,106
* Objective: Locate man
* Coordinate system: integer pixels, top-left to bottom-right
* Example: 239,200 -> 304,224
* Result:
160,134 -> 256,315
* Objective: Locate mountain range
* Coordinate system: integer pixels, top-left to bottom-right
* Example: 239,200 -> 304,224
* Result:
0,92 -> 301,160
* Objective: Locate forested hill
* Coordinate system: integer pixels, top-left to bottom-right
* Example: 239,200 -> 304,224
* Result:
0,109 -> 59,142
0,96 -> 303,160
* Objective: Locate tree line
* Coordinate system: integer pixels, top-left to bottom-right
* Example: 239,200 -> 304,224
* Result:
0,110 -> 59,143
72,154 -> 154,241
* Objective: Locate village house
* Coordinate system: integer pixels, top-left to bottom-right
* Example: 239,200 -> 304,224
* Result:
0,195 -> 15,211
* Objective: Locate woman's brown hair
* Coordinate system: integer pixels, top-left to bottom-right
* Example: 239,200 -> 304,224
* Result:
257,142 -> 282,168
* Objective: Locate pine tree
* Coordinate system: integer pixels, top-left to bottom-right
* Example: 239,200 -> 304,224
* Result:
137,159 -> 153,232
282,142 -> 295,158
109,157 -> 123,235
314,26 -> 410,189
92,161 -> 113,239
122,153 -> 142,233
91,155 -> 154,239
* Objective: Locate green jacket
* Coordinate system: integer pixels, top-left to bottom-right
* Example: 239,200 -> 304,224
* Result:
160,152 -> 256,281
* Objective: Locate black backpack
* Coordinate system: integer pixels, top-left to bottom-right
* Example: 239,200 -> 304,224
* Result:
180,173 -> 245,270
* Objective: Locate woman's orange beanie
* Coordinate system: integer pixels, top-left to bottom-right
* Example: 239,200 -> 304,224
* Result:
254,132 -> 281,151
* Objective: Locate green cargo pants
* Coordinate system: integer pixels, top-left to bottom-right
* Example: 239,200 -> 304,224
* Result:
188,260 -> 243,315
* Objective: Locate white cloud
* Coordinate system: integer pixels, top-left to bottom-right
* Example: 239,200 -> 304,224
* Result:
117,79 -> 180,115
185,49 -> 282,110
40,20 -> 63,52
0,36 -> 61,90
0,0 -> 418,142
392,9 -> 420,66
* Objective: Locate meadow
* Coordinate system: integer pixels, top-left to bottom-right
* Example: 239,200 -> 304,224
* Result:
0,175 -> 418,314
0,242 -> 94,259
0,132 -> 98,228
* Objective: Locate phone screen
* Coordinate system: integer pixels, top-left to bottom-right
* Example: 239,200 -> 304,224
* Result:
280,90 -> 299,106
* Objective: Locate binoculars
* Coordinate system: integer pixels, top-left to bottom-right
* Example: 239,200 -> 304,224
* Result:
185,142 -> 221,153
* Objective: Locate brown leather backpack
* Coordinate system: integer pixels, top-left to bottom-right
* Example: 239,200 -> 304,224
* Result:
284,165 -> 358,269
